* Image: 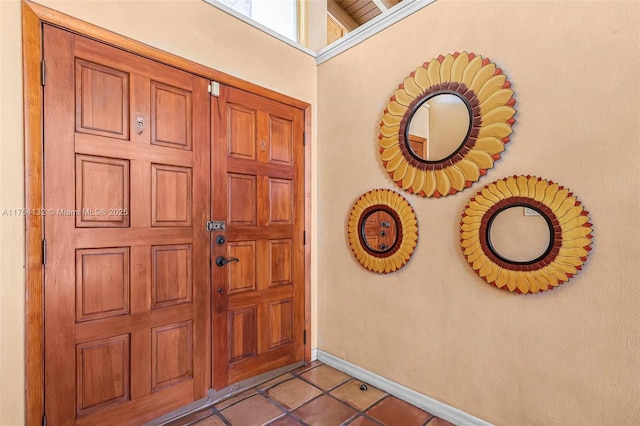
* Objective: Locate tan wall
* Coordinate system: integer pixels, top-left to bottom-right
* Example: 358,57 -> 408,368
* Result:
0,1 -> 317,424
317,1 -> 640,425
0,2 -> 27,425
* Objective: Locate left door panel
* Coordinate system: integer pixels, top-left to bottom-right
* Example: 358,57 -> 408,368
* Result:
43,25 -> 210,425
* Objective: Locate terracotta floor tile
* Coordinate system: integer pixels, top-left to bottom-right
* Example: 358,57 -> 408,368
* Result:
220,394 -> 285,426
293,395 -> 358,426
330,379 -> 387,411
193,414 -> 226,426
267,414 -> 305,425
347,415 -> 381,426
290,360 -> 323,375
426,418 -> 455,426
300,364 -> 351,390
266,378 -> 323,410
214,387 -> 258,410
257,372 -> 295,391
366,396 -> 432,426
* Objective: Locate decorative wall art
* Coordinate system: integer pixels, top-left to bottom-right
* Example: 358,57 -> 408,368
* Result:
347,189 -> 418,274
460,175 -> 593,294
379,52 -> 516,197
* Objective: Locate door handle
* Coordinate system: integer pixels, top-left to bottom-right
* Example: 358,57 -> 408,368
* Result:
215,256 -> 239,267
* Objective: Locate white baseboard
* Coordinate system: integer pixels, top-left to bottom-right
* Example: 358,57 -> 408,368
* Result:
316,350 -> 493,426
311,347 -> 319,361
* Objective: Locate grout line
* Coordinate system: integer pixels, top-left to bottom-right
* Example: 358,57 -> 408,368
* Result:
206,360 -> 444,426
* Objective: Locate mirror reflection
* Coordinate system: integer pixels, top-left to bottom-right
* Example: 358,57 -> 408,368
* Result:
407,94 -> 471,161
362,210 -> 398,252
488,206 -> 552,263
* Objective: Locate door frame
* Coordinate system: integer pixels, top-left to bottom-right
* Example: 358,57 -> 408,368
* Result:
22,2 -> 312,424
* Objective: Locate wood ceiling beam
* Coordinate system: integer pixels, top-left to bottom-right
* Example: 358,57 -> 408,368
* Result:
327,0 -> 359,32
371,0 -> 388,12
380,0 -> 400,9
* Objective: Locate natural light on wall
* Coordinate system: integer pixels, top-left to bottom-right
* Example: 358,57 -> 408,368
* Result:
217,0 -> 298,41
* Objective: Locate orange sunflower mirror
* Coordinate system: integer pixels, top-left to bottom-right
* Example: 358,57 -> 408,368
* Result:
347,189 -> 418,274
379,52 -> 516,197
460,176 -> 593,294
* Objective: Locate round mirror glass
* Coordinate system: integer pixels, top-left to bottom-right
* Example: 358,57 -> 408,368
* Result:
361,210 -> 398,253
406,93 -> 471,161
487,206 -> 552,263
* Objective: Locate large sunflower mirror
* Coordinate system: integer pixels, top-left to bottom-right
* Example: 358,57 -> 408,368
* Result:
460,175 -> 593,294
347,189 -> 418,274
379,52 -> 516,197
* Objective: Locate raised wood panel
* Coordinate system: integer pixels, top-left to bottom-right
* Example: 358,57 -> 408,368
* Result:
152,321 -> 193,392
151,81 -> 192,150
228,241 -> 256,294
228,103 -> 256,160
228,307 -> 257,363
152,244 -> 192,309
75,155 -> 130,228
76,247 -> 130,322
151,163 -> 192,227
75,59 -> 129,140
269,178 -> 293,224
268,299 -> 293,349
268,115 -> 293,166
76,334 -> 130,417
228,173 -> 257,225
269,239 -> 292,287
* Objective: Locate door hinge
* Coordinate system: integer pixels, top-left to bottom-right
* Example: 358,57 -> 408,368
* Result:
208,81 -> 220,97
41,60 -> 46,86
42,414 -> 47,426
42,239 -> 47,265
303,329 -> 307,345
303,230 -> 306,245
303,131 -> 306,146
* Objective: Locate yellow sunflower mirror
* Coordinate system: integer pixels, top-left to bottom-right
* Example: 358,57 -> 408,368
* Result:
347,189 -> 418,274
379,52 -> 516,197
460,175 -> 593,294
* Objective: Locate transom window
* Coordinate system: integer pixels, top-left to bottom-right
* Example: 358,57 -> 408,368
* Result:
216,0 -> 298,42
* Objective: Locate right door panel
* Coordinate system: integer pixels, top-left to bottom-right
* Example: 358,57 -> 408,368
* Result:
211,86 -> 305,389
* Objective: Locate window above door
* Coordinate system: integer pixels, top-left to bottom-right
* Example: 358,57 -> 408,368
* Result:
203,0 -> 438,63
212,0 -> 302,43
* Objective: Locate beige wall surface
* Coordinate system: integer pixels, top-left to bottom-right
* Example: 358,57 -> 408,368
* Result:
0,2 -> 27,425
0,1 -> 317,424
317,1 -> 640,425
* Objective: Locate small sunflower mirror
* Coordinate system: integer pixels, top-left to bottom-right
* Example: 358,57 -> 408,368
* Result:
379,52 -> 516,197
460,175 -> 593,294
347,189 -> 418,274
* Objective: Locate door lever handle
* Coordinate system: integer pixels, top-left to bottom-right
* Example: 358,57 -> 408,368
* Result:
215,256 -> 239,267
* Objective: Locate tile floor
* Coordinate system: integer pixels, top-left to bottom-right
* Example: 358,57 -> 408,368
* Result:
182,361 -> 454,426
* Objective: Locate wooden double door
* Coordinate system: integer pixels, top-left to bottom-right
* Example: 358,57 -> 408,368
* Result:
43,25 -> 305,425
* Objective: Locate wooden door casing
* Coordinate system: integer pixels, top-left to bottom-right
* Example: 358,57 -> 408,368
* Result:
212,86 -> 305,389
43,26 -> 210,425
